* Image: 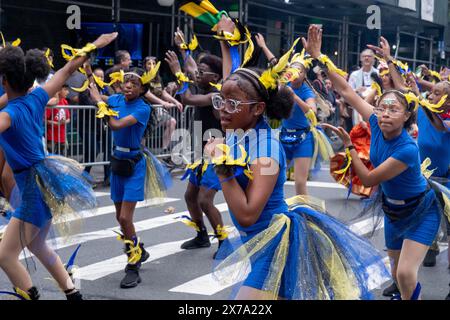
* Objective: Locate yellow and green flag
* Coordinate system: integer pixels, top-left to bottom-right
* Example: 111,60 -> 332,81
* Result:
180,1 -> 226,27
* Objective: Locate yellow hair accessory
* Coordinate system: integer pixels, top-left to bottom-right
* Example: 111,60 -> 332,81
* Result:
317,54 -> 348,78
259,38 -> 300,90
403,92 -> 420,111
175,71 -> 193,84
109,70 -> 125,85
371,82 -> 382,97
305,109 -> 335,166
0,32 -> 21,48
420,157 -> 436,179
241,27 -> 254,67
11,38 -> 21,47
290,49 -> 314,70
209,82 -> 222,91
45,48 -> 54,68
379,69 -> 389,77
333,147 -> 353,184
96,101 -> 119,119
140,61 -> 161,85
60,43 -> 97,61
211,144 -> 253,180
418,94 -> 448,114
428,69 -> 442,81
180,34 -> 199,52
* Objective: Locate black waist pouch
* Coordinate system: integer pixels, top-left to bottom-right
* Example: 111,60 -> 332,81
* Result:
111,153 -> 143,177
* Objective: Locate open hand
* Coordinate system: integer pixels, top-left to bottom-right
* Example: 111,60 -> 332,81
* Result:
164,50 -> 182,75
92,32 -> 118,49
321,123 -> 352,147
367,36 -> 391,60
302,24 -> 322,59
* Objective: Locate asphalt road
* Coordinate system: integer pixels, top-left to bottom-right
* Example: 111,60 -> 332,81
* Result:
0,166 -> 449,300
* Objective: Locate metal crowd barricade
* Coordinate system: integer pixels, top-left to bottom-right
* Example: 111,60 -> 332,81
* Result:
44,104 -> 195,167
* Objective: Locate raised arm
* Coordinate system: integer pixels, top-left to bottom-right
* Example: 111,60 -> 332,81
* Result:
255,33 -> 277,65
302,25 -> 373,122
174,28 -> 198,78
43,33 -> 118,99
216,16 -> 238,79
367,37 -> 408,92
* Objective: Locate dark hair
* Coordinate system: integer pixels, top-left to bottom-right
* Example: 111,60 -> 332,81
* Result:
115,50 -> 130,64
199,54 -> 223,78
230,68 -> 293,120
370,72 -> 383,92
0,46 -> 49,93
378,90 -> 416,130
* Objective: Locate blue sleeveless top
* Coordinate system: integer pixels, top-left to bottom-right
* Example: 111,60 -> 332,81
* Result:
226,118 -> 289,234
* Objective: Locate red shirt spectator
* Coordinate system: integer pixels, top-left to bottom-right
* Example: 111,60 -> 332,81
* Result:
46,98 -> 70,143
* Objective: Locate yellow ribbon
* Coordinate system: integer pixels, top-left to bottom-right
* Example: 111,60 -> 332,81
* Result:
214,225 -> 229,241
241,27 -> 254,67
317,54 -> 348,78
419,95 -> 447,114
214,22 -> 249,46
60,43 -> 97,61
211,144 -> 253,180
209,82 -> 222,91
371,82 -> 382,97
96,101 -> 119,119
175,71 -> 193,84
180,34 -> 199,52
45,48 -> 54,68
0,32 -> 20,48
420,157 -> 436,179
259,38 -> 300,90
14,288 -> 31,300
180,217 -> 200,232
334,148 -> 353,184
115,231 -> 143,265
428,69 -> 442,81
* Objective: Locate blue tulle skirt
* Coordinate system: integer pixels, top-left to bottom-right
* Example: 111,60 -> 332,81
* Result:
10,156 -> 97,231
213,196 -> 390,300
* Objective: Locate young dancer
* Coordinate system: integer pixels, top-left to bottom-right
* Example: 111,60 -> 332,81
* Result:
202,18 -> 389,300
307,25 -> 449,300
0,32 -> 116,300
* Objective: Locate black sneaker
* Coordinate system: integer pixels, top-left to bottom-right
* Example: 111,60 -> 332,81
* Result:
382,282 -> 400,297
120,264 -> 141,289
423,249 -> 439,267
65,289 -> 83,300
138,243 -> 150,265
181,230 -> 211,250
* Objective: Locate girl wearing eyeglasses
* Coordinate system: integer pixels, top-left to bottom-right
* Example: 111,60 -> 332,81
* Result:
304,25 -> 449,300
202,17 -> 389,300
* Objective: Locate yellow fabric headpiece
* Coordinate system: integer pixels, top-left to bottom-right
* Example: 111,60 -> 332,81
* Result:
241,27 -> 254,68
290,49 -> 314,70
259,38 -> 300,90
175,71 -> 193,84
403,91 -> 447,113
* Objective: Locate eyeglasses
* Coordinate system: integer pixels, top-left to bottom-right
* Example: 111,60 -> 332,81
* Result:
373,107 -> 405,118
212,94 -> 258,114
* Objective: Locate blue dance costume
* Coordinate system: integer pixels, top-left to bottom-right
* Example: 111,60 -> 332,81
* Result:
108,94 -> 149,203
417,108 -> 450,234
213,118 -> 389,300
107,94 -> 172,203
280,83 -> 315,160
368,114 -> 442,250
0,87 -> 96,229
